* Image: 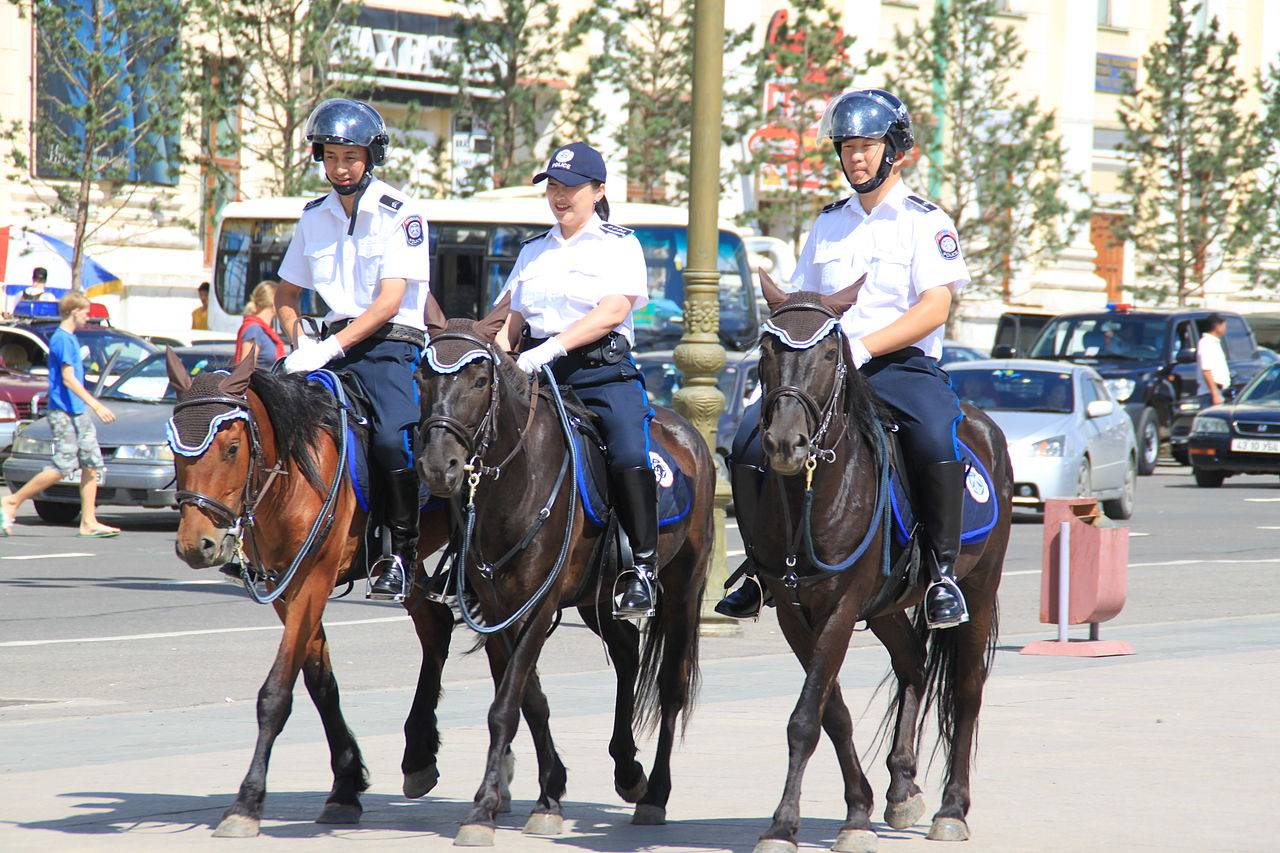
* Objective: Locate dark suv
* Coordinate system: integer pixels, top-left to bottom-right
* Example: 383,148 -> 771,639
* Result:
1024,307 -> 1266,474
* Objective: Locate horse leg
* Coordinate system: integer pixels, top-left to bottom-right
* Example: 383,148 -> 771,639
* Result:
868,611 -> 929,830
301,625 -> 369,825
579,604 -> 648,806
927,583 -> 998,843
212,573 -> 332,837
455,603 -> 559,847
400,599 -> 454,799
755,600 -> 862,853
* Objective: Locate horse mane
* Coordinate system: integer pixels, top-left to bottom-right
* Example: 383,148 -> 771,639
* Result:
841,337 -> 892,448
248,371 -> 341,491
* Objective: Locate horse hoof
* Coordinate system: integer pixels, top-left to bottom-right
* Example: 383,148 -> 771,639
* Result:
884,793 -> 926,830
753,841 -> 798,853
833,829 -> 878,853
316,802 -> 361,825
454,824 -> 496,847
615,774 -> 648,803
523,812 -> 564,836
497,793 -> 512,814
926,817 -> 970,842
632,804 -> 666,825
404,765 -> 440,799
212,814 -> 260,838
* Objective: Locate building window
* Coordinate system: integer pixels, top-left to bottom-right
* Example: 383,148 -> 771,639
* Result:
1090,213 -> 1125,302
1097,0 -> 1112,26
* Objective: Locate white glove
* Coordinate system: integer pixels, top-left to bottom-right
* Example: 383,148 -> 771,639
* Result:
516,338 -> 567,375
284,335 -> 344,373
850,338 -> 872,370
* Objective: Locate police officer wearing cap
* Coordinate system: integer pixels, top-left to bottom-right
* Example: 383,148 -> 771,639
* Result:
275,97 -> 431,602
718,89 -> 973,630
495,142 -> 659,620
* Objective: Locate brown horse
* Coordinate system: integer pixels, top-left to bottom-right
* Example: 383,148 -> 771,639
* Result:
743,277 -> 1012,853
166,350 -> 463,837
415,295 -> 715,846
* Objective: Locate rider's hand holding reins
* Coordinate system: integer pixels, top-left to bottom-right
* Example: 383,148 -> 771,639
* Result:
284,335 -> 344,373
517,338 -> 566,374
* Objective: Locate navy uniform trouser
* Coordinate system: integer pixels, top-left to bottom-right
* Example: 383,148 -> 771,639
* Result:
330,337 -> 421,473
732,347 -> 963,470
552,354 -> 654,472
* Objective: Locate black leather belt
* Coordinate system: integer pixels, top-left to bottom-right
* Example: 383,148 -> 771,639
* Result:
522,330 -> 630,366
324,318 -> 426,348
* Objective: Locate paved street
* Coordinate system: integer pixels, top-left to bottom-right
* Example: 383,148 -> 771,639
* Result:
2,465 -> 1278,851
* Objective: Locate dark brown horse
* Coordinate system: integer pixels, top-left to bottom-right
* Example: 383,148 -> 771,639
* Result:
415,295 -> 715,846
167,351 -> 463,837
745,276 -> 1012,853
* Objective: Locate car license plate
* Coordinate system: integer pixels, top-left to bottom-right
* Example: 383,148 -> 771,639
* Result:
1230,438 -> 1280,454
59,469 -> 104,485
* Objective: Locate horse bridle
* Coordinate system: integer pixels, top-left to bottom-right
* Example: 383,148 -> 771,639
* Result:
761,304 -> 849,463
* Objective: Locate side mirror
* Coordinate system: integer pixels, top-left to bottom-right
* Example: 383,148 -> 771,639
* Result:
1086,399 -> 1115,419
992,345 -> 1016,359
1176,348 -> 1197,364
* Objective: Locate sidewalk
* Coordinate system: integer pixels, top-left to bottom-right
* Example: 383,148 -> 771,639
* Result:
2,614 -> 1277,852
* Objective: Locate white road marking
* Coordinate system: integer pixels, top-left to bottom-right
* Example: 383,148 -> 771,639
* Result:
155,578 -> 226,585
1,552 -> 94,561
1259,526 -> 1280,530
1003,556 -> 1280,578
0,616 -> 405,648
1128,532 -> 1150,537
725,520 -> 739,530
726,549 -> 745,557
1245,497 -> 1280,502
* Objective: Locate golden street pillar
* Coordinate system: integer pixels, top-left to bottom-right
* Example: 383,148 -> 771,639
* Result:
674,0 -> 739,637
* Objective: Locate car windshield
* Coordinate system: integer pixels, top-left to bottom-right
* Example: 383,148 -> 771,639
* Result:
1029,315 -> 1167,361
951,368 -> 1075,414
101,351 -> 232,402
640,359 -> 755,409
1239,364 -> 1280,406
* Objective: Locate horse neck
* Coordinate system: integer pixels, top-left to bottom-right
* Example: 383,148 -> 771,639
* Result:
484,375 -> 547,483
246,390 -> 280,471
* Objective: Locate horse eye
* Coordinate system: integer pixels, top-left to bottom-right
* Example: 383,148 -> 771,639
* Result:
225,442 -> 240,459
825,348 -> 836,361
472,375 -> 488,390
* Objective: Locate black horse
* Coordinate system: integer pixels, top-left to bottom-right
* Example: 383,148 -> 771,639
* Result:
415,294 -> 716,846
744,274 -> 1012,853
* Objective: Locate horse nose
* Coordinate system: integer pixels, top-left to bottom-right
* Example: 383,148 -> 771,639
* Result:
763,429 -> 808,460
198,535 -> 221,563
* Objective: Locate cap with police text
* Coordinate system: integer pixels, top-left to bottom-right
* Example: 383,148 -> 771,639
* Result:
532,142 -> 607,186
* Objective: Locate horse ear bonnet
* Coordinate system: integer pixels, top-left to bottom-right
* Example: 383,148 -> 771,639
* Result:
167,372 -> 249,456
422,318 -> 494,374
761,292 -> 842,349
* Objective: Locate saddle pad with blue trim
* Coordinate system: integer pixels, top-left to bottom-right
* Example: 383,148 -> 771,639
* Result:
890,440 -> 997,546
572,427 -> 693,529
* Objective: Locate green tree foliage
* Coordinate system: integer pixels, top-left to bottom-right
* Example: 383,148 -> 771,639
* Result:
1116,0 -> 1259,306
738,0 -> 881,253
187,0 -> 371,198
886,0 -> 1082,308
378,102 -> 453,200
1234,65 -> 1280,296
4,0 -> 184,289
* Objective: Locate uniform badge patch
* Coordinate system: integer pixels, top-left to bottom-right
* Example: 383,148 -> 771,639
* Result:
555,148 -> 575,163
649,452 -> 675,489
403,215 -> 424,247
935,230 -> 960,261
965,465 -> 989,504
599,222 -> 633,238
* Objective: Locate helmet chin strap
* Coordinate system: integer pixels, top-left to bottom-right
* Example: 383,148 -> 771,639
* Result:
332,168 -> 372,197
835,140 -> 898,195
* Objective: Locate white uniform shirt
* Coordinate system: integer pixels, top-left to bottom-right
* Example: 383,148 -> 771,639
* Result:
278,178 -> 430,330
793,181 -> 970,360
1197,332 -> 1231,393
501,214 -> 648,344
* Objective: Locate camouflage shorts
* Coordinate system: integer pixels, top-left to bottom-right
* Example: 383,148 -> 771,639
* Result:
48,409 -> 104,475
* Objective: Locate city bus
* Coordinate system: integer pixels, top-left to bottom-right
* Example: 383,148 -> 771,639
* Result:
210,193 -> 760,353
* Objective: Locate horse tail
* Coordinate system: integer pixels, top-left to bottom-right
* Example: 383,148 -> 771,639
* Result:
634,576 -> 704,735
915,596 -> 1000,769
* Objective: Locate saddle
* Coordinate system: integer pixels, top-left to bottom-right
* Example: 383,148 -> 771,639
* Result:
885,430 -> 998,549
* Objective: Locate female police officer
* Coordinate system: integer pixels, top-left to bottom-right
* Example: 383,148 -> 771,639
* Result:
718,89 -> 972,629
496,142 -> 658,620
275,98 -> 431,602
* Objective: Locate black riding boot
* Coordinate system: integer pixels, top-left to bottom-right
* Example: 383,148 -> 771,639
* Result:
917,460 -> 969,629
368,467 -> 420,602
715,464 -> 772,619
612,466 -> 660,620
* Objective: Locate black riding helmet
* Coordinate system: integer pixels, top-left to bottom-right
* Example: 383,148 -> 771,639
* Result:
304,98 -> 389,198
818,89 -> 914,194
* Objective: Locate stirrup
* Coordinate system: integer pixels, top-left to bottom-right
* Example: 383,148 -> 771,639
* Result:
924,576 -> 970,630
423,564 -> 456,606
366,555 -> 407,602
612,568 -> 657,621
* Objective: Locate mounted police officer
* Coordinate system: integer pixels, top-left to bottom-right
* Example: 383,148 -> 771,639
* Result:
496,142 -> 659,620
718,89 -> 973,630
275,98 -> 430,602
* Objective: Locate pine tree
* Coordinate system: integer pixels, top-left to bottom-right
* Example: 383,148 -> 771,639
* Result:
378,102 -> 454,200
3,0 -> 185,290
1116,0 -> 1259,306
737,0 -> 881,253
886,0 -> 1082,311
1235,63 -> 1280,297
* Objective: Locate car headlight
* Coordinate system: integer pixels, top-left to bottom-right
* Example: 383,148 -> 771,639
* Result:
1178,398 -> 1203,413
1191,415 -> 1231,435
0,400 -> 15,420
1104,378 -> 1136,402
13,433 -> 53,455
1029,435 -> 1066,457
113,443 -> 175,462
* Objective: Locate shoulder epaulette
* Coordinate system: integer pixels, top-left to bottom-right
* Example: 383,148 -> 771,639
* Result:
599,222 -> 634,238
378,193 -> 404,212
302,196 -> 325,211
821,197 -> 850,214
521,229 -> 551,245
905,194 -> 939,213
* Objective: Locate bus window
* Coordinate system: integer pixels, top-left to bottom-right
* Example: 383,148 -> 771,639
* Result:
214,218 -> 327,325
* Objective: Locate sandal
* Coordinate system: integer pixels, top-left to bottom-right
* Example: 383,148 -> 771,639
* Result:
78,527 -> 121,538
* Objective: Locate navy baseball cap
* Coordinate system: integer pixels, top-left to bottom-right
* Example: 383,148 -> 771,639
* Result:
532,142 -> 607,186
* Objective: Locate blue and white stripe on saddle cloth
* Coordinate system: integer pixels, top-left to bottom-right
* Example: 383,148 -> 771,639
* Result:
889,439 -> 998,546
572,430 -> 693,528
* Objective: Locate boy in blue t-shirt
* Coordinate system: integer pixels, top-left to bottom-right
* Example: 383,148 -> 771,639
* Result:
1,292 -> 119,537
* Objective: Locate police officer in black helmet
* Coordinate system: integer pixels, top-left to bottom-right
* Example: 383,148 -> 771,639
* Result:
718,89 -> 973,630
276,98 -> 432,602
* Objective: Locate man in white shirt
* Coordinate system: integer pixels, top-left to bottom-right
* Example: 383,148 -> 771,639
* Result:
1197,314 -> 1231,405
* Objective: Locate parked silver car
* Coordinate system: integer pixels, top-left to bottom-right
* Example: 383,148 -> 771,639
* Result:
2,345 -> 234,523
949,360 -> 1138,519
